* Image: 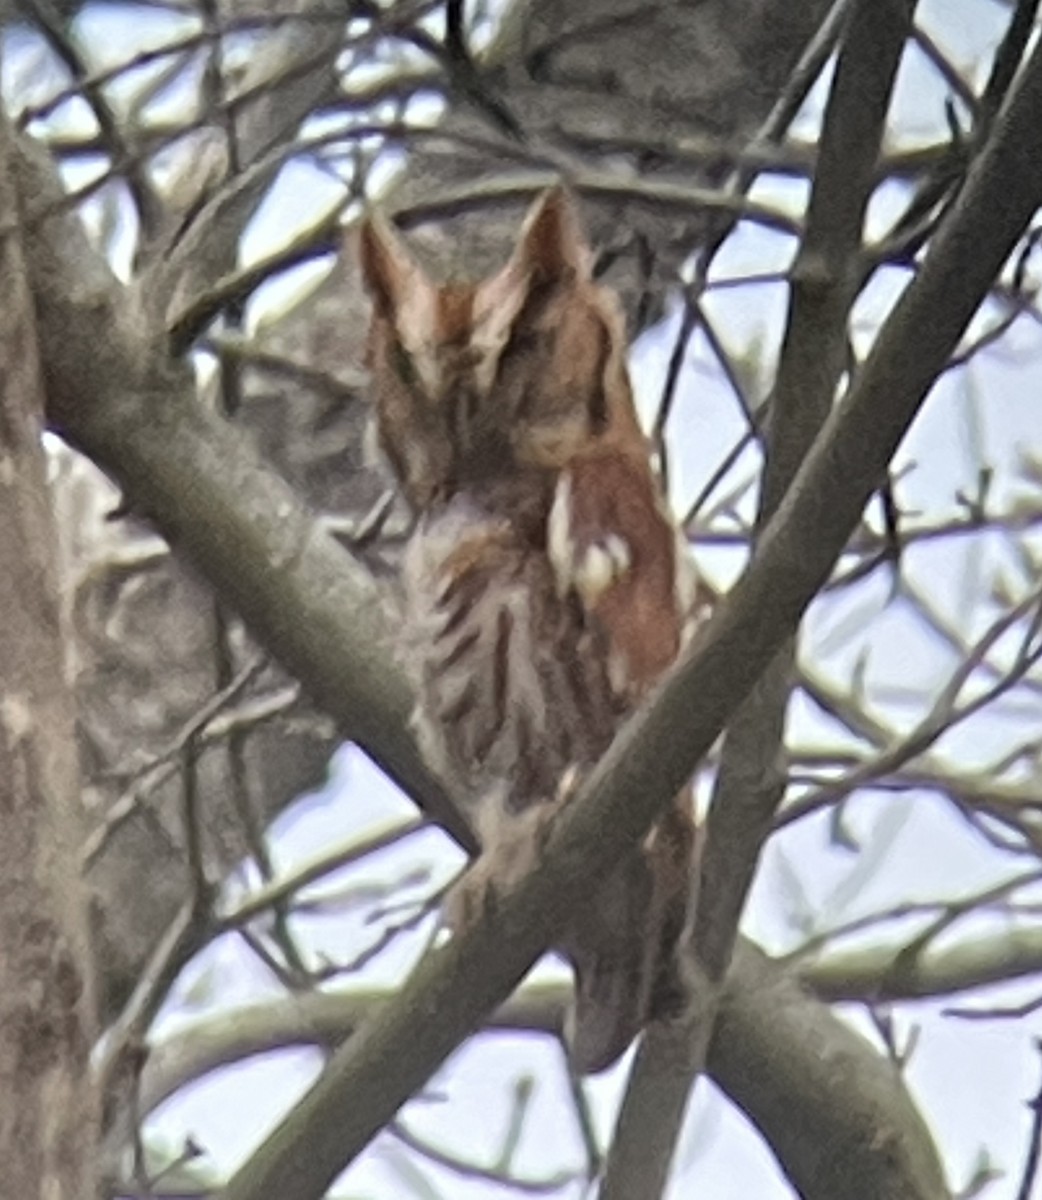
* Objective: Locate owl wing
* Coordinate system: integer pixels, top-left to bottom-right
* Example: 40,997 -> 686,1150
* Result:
549,442 -> 698,1073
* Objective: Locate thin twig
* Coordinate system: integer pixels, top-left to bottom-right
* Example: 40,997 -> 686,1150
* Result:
218,817 -> 426,931
97,897 -> 214,1113
389,1117 -> 582,1194
22,0 -> 162,230
83,657 -> 269,866
1015,1040 -> 1042,1200
778,586 -> 1042,828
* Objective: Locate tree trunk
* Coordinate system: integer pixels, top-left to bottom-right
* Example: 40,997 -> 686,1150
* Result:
0,107 -> 98,1200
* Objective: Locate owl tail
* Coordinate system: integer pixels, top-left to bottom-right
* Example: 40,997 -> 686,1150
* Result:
560,854 -> 662,1074
562,806 -> 697,1075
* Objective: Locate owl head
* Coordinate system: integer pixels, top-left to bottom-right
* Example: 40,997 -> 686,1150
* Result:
357,187 -> 644,510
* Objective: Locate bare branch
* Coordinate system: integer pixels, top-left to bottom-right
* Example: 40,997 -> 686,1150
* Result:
804,923 -> 1042,1003
779,585 -> 1042,828
605,7 -> 919,1196
12,5 -> 1040,1192
134,943 -> 947,1200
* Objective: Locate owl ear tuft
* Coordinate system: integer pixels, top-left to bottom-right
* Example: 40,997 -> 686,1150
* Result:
356,211 -> 423,317
471,187 -> 592,345
512,185 -> 591,285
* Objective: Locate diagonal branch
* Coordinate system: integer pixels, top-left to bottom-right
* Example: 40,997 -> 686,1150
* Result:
147,1 -> 355,323
133,940 -> 948,1200
20,0 -> 163,234
208,19 -> 1042,1197
12,135 -> 472,854
604,4 -> 917,1195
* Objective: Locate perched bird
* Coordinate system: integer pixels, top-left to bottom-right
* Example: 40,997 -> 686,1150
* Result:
358,187 -> 699,1073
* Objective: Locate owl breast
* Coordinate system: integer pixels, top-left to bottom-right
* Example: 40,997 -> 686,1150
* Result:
403,492 -> 622,847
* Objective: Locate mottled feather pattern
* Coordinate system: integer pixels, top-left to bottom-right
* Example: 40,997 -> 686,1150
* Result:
403,494 -> 620,846
357,187 -> 699,1073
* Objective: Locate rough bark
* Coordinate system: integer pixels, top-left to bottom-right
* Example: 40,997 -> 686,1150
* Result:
0,108 -> 98,1200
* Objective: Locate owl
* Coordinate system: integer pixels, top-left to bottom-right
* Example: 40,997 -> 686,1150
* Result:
358,187 -> 698,1073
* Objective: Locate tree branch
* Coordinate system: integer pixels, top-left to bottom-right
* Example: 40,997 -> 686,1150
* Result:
604,5 -> 916,1194
16,121 -> 948,1191
714,944 -> 947,1199
0,107 -> 99,1200
702,0 -> 916,991
13,134 -> 473,854
18,10 -> 1042,1188
134,943 -> 948,1200
2,4 -> 1008,1195
804,924 -> 1042,1003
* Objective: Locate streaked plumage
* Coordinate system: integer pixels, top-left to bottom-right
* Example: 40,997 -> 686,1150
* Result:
358,188 -> 698,1072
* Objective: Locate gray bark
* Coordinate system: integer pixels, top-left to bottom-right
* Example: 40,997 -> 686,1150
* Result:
0,107 -> 98,1200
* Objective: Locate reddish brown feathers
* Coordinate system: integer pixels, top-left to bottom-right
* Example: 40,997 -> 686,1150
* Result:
358,187 -> 698,1072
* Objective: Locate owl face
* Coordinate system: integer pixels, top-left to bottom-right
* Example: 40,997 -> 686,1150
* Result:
358,188 -> 643,510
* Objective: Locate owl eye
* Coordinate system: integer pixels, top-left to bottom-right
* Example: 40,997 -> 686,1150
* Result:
391,343 -> 418,387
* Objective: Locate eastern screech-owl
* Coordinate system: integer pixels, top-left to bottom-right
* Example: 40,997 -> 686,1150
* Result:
358,187 -> 698,1073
